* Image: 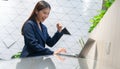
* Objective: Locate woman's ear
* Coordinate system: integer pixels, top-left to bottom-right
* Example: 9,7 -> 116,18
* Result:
35,10 -> 38,15
35,11 -> 38,14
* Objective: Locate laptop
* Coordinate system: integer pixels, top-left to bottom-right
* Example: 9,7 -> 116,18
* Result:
57,38 -> 95,58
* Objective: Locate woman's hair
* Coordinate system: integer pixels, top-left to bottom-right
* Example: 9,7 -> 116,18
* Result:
21,1 -> 51,35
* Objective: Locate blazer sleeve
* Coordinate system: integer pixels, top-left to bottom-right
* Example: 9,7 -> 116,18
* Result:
46,30 -> 63,47
23,22 -> 53,55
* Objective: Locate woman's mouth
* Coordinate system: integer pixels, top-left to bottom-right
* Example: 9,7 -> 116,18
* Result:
42,18 -> 45,21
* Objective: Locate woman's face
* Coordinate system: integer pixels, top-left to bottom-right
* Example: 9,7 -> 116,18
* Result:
36,8 -> 50,23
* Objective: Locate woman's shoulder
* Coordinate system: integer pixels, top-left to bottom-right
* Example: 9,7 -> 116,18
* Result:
25,20 -> 35,25
24,20 -> 37,27
23,20 -> 37,29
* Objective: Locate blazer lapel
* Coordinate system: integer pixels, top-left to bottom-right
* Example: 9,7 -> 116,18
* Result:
34,21 -> 46,42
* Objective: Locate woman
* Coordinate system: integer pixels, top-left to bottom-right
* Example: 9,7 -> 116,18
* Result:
21,1 -> 66,57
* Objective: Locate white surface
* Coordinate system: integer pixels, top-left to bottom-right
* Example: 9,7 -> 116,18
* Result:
0,0 -> 102,59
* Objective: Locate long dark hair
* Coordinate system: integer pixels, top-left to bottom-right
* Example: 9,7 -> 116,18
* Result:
21,1 -> 51,35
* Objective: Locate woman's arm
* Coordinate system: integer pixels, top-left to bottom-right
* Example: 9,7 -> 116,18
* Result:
46,23 -> 63,47
46,31 -> 63,47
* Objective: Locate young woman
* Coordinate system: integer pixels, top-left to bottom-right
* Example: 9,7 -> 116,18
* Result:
21,1 -> 66,57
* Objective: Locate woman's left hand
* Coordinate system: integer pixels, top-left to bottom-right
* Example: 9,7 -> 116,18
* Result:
56,23 -> 62,32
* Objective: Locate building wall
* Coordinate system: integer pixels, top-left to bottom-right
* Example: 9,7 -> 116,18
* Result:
89,0 -> 120,68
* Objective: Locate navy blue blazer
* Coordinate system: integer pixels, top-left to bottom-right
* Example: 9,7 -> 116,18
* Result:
21,19 -> 63,57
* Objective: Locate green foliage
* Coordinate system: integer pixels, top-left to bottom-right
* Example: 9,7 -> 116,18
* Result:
104,0 -> 115,8
89,0 -> 115,33
11,52 -> 21,59
89,10 -> 106,32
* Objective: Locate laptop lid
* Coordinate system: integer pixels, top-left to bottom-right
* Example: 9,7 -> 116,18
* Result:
78,38 -> 95,58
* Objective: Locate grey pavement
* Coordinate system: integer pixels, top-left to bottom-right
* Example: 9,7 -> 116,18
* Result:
0,0 -> 102,59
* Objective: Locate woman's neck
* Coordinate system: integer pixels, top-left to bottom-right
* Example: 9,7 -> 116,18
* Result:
35,18 -> 42,31
35,17 -> 41,24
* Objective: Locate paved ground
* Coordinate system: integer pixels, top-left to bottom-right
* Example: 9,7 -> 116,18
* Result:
0,0 -> 102,59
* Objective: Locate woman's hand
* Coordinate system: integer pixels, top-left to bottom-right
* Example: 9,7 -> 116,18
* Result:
56,23 -> 62,32
54,48 -> 66,61
54,48 -> 66,55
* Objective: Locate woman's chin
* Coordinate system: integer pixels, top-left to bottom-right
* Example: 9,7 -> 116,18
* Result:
41,20 -> 45,23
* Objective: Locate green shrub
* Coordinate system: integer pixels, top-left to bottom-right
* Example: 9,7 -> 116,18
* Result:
11,52 -> 21,59
89,0 -> 115,33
